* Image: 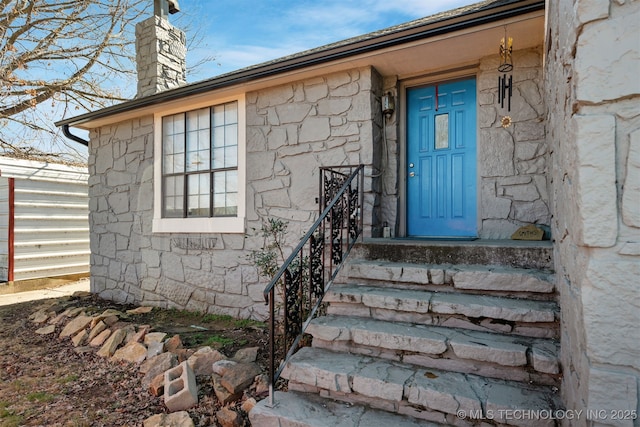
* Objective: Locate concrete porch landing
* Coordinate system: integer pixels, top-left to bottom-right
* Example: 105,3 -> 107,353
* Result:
356,238 -> 554,271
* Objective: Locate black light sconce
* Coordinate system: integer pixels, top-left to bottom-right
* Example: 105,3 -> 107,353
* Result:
497,28 -> 513,122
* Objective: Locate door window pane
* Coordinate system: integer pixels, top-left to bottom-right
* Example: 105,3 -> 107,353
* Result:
435,113 -> 449,150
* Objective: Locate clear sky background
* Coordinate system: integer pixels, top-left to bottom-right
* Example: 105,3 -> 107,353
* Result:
177,0 -> 479,83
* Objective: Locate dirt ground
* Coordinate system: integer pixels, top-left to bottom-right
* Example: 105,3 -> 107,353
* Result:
0,293 -> 269,427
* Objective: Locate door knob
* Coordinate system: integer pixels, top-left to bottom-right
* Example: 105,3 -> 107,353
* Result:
409,163 -> 414,168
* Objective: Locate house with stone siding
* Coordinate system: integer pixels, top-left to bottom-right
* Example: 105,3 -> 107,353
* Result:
57,0 -> 639,425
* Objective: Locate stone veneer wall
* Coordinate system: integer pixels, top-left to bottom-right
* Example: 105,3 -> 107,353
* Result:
477,47 -> 550,239
545,0 -> 639,425
135,15 -> 186,98
88,66 -> 382,319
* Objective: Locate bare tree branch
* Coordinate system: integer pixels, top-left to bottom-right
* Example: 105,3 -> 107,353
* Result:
0,0 -> 211,164
0,0 -> 147,163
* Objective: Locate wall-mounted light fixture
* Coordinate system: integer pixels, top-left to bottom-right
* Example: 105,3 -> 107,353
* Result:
382,92 -> 395,118
497,27 -> 513,113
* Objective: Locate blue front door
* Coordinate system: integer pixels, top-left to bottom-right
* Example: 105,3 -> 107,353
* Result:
406,79 -> 477,237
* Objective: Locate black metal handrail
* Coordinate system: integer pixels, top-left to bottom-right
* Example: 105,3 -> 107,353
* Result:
262,164 -> 364,405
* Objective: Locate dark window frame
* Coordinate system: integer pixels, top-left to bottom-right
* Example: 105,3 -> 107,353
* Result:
161,101 -> 239,219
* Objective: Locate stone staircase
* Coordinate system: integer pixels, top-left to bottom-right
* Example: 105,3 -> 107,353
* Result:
250,239 -> 562,427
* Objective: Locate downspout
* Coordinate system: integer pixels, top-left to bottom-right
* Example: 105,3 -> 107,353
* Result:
62,124 -> 89,146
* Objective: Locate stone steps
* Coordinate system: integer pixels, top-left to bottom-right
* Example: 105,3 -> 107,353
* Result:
250,390 -> 442,427
307,314 -> 559,385
281,347 -> 561,427
326,284 -> 559,338
343,259 -> 556,300
253,240 -> 560,426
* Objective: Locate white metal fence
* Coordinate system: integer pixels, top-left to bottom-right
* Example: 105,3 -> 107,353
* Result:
0,158 -> 89,282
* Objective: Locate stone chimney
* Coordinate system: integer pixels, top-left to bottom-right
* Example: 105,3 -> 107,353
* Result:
135,0 -> 186,98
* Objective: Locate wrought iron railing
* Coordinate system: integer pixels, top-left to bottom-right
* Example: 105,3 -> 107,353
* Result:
262,164 -> 364,405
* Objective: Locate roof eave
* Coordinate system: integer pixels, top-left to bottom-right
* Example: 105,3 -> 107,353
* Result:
55,0 -> 545,129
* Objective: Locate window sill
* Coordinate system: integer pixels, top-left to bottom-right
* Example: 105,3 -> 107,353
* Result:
152,217 -> 245,234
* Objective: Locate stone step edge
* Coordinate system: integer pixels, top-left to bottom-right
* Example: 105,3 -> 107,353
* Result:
307,315 -> 560,376
250,390 -> 443,427
282,347 -> 561,427
352,240 -> 554,271
325,284 -> 559,324
344,259 -> 555,293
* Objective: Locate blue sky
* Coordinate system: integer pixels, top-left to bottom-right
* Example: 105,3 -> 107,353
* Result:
177,0 -> 479,82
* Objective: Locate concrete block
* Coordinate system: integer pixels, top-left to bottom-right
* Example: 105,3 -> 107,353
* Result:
164,361 -> 198,412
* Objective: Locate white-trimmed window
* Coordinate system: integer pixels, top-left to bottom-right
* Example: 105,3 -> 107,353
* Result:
153,94 -> 246,233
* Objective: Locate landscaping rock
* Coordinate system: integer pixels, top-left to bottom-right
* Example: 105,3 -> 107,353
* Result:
35,324 -> 56,335
147,341 -> 164,359
89,329 -> 112,347
59,315 -> 93,338
253,373 -> 270,395
216,407 -> 242,427
127,325 -> 150,344
127,306 -> 154,315
141,352 -> 178,389
143,411 -> 194,427
87,320 -> 107,342
112,341 -> 148,364
145,332 -> 167,344
241,397 -> 257,413
120,324 -> 137,342
72,330 -> 88,347
212,360 -> 237,376
212,374 -> 242,405
31,310 -> 51,324
232,347 -> 258,363
71,290 -> 92,298
91,309 -> 122,327
103,315 -> 119,326
219,362 -> 262,394
187,346 -> 226,376
164,335 -> 183,352
66,307 -> 85,318
172,348 -> 194,363
149,373 -> 165,397
96,328 -> 126,358
141,351 -> 177,375
48,312 -> 67,325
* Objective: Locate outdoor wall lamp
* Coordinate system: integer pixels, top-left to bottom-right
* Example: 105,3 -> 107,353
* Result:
382,92 -> 395,118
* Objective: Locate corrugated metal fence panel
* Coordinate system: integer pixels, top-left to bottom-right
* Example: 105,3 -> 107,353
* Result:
0,179 -> 8,281
0,158 -> 89,281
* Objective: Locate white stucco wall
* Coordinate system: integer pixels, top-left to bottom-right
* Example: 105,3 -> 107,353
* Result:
545,0 -> 640,425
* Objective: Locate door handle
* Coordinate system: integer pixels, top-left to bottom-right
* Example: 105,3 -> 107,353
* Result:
409,172 -> 415,177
